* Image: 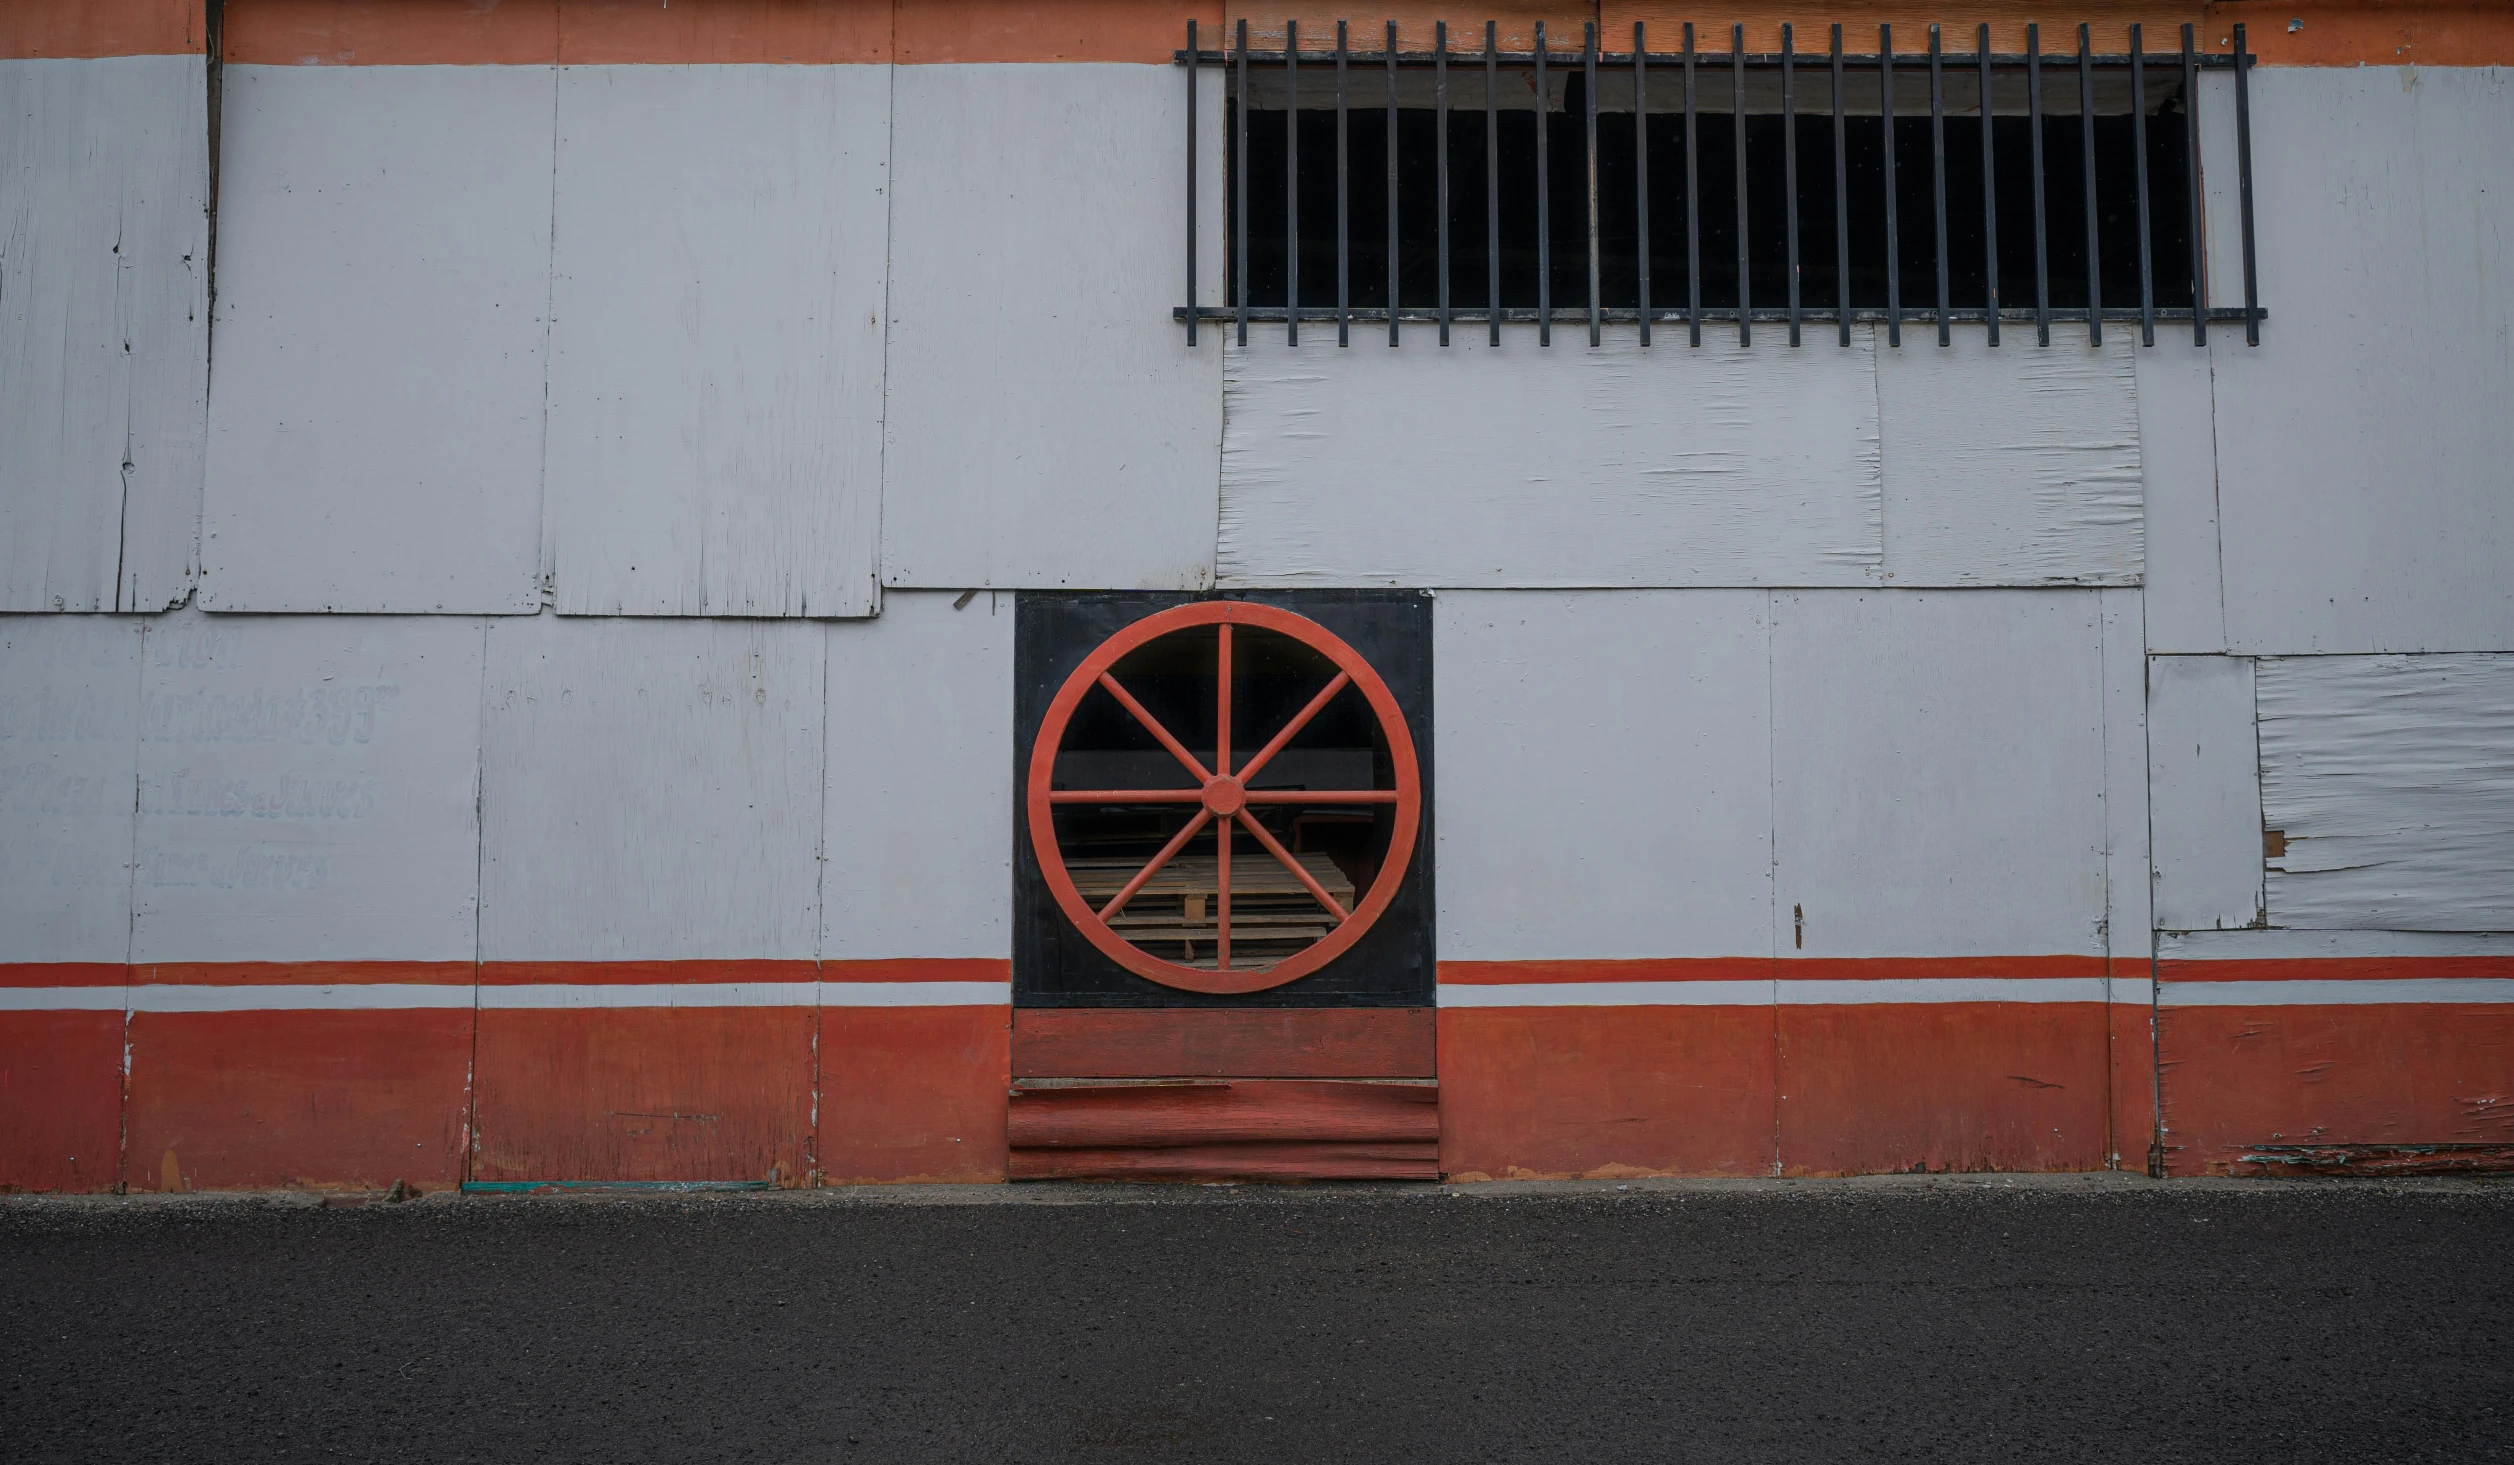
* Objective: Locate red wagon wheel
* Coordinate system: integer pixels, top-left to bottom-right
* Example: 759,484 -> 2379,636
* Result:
1026,601 -> 1421,995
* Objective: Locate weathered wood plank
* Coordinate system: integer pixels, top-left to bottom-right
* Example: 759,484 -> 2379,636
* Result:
1011,1008 -> 1437,1079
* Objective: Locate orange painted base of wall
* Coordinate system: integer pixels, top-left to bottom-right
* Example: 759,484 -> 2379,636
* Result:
471,1007 -> 816,1184
0,1011 -> 125,1192
819,1005 -> 1010,1184
1779,1002 -> 2111,1175
125,1010 -> 473,1192
2158,1003 -> 2514,1176
1438,1006 -> 1779,1179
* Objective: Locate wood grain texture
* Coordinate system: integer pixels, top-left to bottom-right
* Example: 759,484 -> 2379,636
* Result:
130,610 -> 485,963
478,617 -> 825,961
898,0 -> 1220,63
2257,654 -> 2514,931
0,1010 -> 126,1191
124,1008 -> 474,1190
201,64 -> 548,614
1771,591 -> 2110,960
1432,590 -> 1773,960
2146,654 -> 2264,933
224,0 -> 561,64
471,1005 -> 815,1183
2107,972 -> 2157,1170
1009,1142 -> 1438,1180
1,0 -> 203,58
2209,67 -> 2514,653
2099,590 -> 2151,965
1437,1006 -> 1778,1180
1219,332 -> 1882,588
0,617 -> 143,963
1777,999 -> 2110,1175
0,55 -> 207,612
2134,343 -> 2226,653
819,1003 -> 1010,1183
821,591 -> 1013,960
2158,999 -> 2514,1176
1009,1079 -> 1437,1147
1877,332 -> 2142,586
1012,1007 -> 1435,1078
881,64 -> 1223,592
546,64 -> 887,618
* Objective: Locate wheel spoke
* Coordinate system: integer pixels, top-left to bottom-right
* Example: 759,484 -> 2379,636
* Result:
1216,622 -> 1232,779
1235,670 -> 1352,785
1048,789 -> 1203,804
1096,672 -> 1212,784
1215,815 -> 1231,971
1095,809 -> 1214,921
1235,810 -> 1350,922
1241,789 -> 1401,804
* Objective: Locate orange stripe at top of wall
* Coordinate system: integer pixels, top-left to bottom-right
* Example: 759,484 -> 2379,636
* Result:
2216,0 -> 2514,67
0,0 -> 202,59
1599,5 -> 2215,55
220,0 -> 893,66
898,0 -> 1222,63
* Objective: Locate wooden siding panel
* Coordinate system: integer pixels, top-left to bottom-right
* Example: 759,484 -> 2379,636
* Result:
1878,333 -> 2143,586
201,64 -> 549,614
819,1001 -> 1010,1183
1432,590 -> 1772,960
821,591 -> 1014,959
0,618 -> 142,963
1771,590 -> 2110,960
881,63 -> 1223,591
479,617 -> 825,961
546,63 -> 887,618
2147,654 -> 2265,933
0,1008 -> 126,1192
0,55 -> 207,612
1012,1008 -> 1436,1078
2209,67 -> 2514,653
129,612 -> 485,963
1219,332 -> 1882,588
2258,654 -> 2514,931
2135,343 -> 2226,653
2100,590 -> 2152,965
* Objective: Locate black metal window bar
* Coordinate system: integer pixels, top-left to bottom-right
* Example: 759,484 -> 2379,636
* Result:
1177,19 -> 2262,348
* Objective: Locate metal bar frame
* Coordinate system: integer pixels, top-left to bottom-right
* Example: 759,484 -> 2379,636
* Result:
1388,21 -> 1402,346
1832,24 -> 1849,348
1782,23 -> 1799,347
2131,22 -> 2154,347
2234,22 -> 2259,346
1586,22 -> 1602,347
1930,24 -> 1949,346
1234,20 -> 1247,345
1979,22 -> 1999,347
2183,23 -> 2207,346
2028,22 -> 2050,346
1732,23 -> 1751,346
1685,23 -> 1700,346
1285,19 -> 1299,344
1437,21 -> 1451,345
1485,22 -> 1500,346
1881,24 -> 1899,347
1336,22 -> 1349,346
1186,18 -> 1197,346
1635,23 -> 1651,347
2080,22 -> 2102,344
1535,22 -> 1551,346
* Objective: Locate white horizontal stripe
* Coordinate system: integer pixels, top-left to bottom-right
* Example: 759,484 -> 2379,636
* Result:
1440,981 -> 1773,1008
476,982 -> 822,1010
131,984 -> 474,1013
821,981 -> 1010,1007
0,987 -> 126,1012
1439,977 -> 2106,1007
2160,978 -> 2514,1007
2160,930 -> 2514,961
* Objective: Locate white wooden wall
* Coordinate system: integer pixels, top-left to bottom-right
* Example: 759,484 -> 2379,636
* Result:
202,65 -> 551,615
478,616 -> 828,962
2206,66 -> 2514,655
881,63 -> 1224,591
0,55 -> 206,614
546,65 -> 890,619
130,609 -> 484,962
821,590 -> 1015,959
0,617 -> 143,962
2146,654 -> 2264,933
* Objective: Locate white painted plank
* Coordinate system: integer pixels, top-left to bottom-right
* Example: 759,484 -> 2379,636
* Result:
1876,330 -> 2142,586
2209,67 -> 2514,653
1433,589 -> 1773,960
1220,329 -> 1882,588
0,55 -> 207,613
479,615 -> 825,961
820,590 -> 1014,959
130,610 -> 485,962
2146,655 -> 2262,933
0,617 -> 141,962
2161,929 -> 2514,963
2131,342 -> 2223,652
201,64 -> 549,614
882,63 -> 1223,591
546,64 -> 889,618
1771,590 -> 2109,959
2099,588 -> 2151,961
2258,654 -> 2514,931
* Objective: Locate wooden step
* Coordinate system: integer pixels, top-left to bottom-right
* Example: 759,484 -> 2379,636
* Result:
1007,1078 -> 1440,1182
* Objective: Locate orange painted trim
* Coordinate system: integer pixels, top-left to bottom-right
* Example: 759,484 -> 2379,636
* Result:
130,960 -> 473,986
2218,0 -> 2514,67
0,1011 -> 126,1193
821,957 -> 1010,982
477,959 -> 816,985
225,0 -> 561,65
1781,954 -> 2109,980
558,0 -> 892,65
2160,955 -> 2514,982
0,0 -> 204,59
898,0 -> 1220,64
819,1003 -> 1010,1182
1441,957 -> 1771,984
0,963 -> 126,987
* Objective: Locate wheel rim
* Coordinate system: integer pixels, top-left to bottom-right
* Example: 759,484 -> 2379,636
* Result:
1025,601 -> 1421,995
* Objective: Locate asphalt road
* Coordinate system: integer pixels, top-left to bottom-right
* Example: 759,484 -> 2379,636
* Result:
5,1177 -> 2510,1464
